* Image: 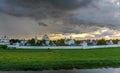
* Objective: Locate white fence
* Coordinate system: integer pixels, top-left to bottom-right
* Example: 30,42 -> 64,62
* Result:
7,44 -> 120,49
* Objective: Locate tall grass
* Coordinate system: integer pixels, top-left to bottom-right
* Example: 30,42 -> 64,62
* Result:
0,48 -> 119,70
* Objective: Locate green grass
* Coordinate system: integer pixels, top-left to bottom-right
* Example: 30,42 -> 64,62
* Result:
0,48 -> 120,70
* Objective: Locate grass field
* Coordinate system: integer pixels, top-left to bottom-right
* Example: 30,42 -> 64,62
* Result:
0,48 -> 120,70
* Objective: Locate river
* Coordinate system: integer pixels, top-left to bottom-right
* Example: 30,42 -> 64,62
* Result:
0,68 -> 120,73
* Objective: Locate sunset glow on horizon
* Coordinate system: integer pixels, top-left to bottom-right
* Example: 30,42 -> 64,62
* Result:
0,0 -> 120,40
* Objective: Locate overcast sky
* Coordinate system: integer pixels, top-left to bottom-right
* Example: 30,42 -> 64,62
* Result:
0,0 -> 120,39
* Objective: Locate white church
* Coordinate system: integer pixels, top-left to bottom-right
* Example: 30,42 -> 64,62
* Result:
0,36 -> 10,45
42,34 -> 50,46
64,36 -> 75,46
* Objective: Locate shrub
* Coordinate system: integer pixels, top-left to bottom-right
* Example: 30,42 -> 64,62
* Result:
0,45 -> 7,49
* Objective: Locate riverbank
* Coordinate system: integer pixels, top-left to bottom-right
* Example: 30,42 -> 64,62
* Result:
0,48 -> 120,70
0,68 -> 120,73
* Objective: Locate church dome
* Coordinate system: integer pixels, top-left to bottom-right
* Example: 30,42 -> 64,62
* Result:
42,34 -> 50,41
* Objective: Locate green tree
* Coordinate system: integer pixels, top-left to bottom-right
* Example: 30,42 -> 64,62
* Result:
97,39 -> 107,45
113,39 -> 119,44
27,39 -> 36,46
10,39 -> 20,45
55,39 -> 68,46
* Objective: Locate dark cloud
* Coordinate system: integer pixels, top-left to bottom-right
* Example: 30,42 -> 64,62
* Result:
6,0 -> 92,9
47,0 -> 92,9
0,0 -> 120,38
0,0 -> 93,18
38,22 -> 48,27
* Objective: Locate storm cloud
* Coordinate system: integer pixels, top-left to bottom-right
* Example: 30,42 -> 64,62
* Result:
0,0 -> 120,38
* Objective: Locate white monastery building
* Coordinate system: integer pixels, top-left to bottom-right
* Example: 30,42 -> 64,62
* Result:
64,37 -> 75,46
0,36 -> 10,45
42,34 -> 50,46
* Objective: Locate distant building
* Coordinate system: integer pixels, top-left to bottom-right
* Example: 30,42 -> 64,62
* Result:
92,41 -> 98,46
14,42 -> 20,47
118,41 -> 120,45
0,36 -> 10,45
34,36 -> 38,44
51,42 -> 56,46
42,43 -> 45,46
106,40 -> 114,45
80,41 -> 88,49
64,37 -> 75,46
13,40 -> 27,47
42,34 -> 50,46
20,39 -> 27,46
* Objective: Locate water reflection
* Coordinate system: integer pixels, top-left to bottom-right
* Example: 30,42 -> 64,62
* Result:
0,68 -> 120,73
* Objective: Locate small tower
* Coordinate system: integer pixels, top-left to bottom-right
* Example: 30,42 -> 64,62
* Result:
64,37 -> 67,44
109,40 -> 113,45
64,36 -> 75,46
42,34 -> 50,46
107,40 -> 113,45
2,35 -> 8,40
82,41 -> 88,49
118,41 -> 120,44
34,36 -> 38,44
42,34 -> 50,41
0,35 -> 10,45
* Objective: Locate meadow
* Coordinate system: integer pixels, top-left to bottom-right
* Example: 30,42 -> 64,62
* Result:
0,47 -> 120,70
